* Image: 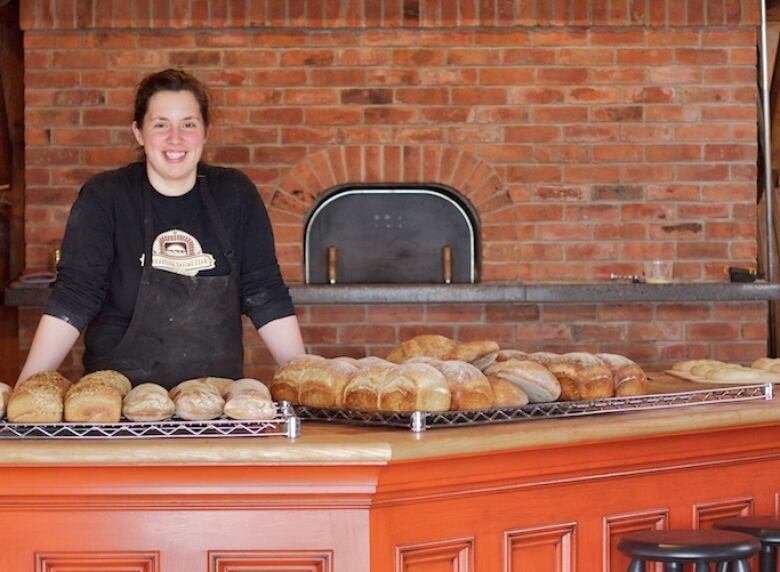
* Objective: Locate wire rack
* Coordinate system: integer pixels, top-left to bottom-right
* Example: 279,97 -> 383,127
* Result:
293,383 -> 774,433
0,402 -> 300,440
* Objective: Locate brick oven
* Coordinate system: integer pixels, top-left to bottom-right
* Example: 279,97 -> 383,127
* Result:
16,0 -> 768,381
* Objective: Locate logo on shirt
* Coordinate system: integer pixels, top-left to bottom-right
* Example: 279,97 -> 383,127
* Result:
149,229 -> 216,276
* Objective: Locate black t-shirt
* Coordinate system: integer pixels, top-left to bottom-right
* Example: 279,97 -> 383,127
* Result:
45,162 -> 295,359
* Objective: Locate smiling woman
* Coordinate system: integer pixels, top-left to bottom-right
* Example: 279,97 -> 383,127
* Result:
16,68 -> 306,389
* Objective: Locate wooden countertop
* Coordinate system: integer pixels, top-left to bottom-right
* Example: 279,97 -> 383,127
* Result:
0,376 -> 776,467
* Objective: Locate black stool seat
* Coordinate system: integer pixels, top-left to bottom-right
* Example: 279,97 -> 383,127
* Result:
618,529 -> 760,564
715,516 -> 780,543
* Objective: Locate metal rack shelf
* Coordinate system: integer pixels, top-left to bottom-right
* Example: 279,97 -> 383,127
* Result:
293,384 -> 773,433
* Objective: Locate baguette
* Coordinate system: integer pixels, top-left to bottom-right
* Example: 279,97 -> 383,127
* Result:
223,378 -> 276,420
122,383 -> 176,421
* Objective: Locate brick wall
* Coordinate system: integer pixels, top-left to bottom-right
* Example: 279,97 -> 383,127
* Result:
16,0 -> 767,379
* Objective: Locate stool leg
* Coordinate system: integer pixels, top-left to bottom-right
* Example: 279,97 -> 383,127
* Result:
733,559 -> 752,572
663,563 -> 683,572
716,563 -> 730,572
760,544 -> 777,572
694,562 -> 711,572
627,560 -> 645,572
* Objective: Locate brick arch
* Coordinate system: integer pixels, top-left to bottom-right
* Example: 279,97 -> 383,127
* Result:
268,145 -> 516,282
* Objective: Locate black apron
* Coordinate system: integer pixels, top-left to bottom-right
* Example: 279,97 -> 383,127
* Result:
85,174 -> 244,389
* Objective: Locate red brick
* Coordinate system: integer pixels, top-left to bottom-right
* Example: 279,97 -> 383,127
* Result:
425,304 -> 483,322
503,49 -> 555,65
712,343 -> 767,363
687,322 -> 740,341
398,325 -> 456,340
572,323 -> 625,342
367,305 -> 424,322
340,325 -> 397,344
593,223 -> 647,241
458,324 -> 515,344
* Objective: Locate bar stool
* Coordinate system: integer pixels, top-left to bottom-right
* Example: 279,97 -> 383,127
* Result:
715,516 -> 780,572
617,529 -> 760,571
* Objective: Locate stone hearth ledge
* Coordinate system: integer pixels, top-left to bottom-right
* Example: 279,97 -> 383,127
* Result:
5,282 -> 780,307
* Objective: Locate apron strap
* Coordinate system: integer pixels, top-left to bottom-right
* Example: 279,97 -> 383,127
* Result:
196,173 -> 239,275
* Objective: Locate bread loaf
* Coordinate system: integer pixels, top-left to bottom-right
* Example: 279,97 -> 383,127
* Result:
596,353 -> 648,397
495,349 -> 530,362
269,355 -> 327,404
671,359 -> 722,373
431,360 -> 494,410
223,378 -> 276,420
488,377 -> 529,408
78,370 -> 132,397
448,341 -> 500,371
202,377 -> 234,396
546,353 -> 614,401
751,357 -> 780,373
342,360 -> 394,411
7,371 -> 71,423
386,334 -> 457,364
122,383 -> 176,421
299,359 -> 357,408
379,363 -> 451,412
526,352 -> 561,367
170,378 -> 225,420
484,360 -> 561,403
64,382 -> 122,423
0,382 -> 11,419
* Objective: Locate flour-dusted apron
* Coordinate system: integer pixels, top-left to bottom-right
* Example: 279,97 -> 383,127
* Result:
85,174 -> 244,388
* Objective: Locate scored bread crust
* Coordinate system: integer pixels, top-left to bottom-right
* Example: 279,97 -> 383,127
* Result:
484,359 -> 561,403
448,341 -> 500,371
596,353 -> 648,397
343,361 -> 394,411
269,355 -> 327,404
169,379 -> 225,420
379,363 -> 451,412
546,352 -> 614,401
7,371 -> 71,423
298,359 -> 357,408
64,382 -> 122,423
386,335 -> 457,364
223,378 -> 276,420
431,360 -> 494,410
495,349 -> 530,362
19,371 -> 72,394
122,383 -> 175,421
488,377 -> 529,408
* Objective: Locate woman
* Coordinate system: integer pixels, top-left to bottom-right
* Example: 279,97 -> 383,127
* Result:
17,68 -> 305,388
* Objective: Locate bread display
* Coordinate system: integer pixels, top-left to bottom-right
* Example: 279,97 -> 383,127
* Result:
751,357 -> 780,373
122,383 -> 176,421
65,382 -> 122,423
484,360 -> 561,403
488,377 -> 529,408
386,334 -> 457,364
596,353 -> 648,397
342,359 -> 394,411
0,382 -> 11,419
685,361 -> 761,382
429,360 -> 493,410
269,354 -> 328,403
546,353 -> 614,401
448,341 -> 500,371
299,359 -> 357,409
7,371 -> 71,423
77,370 -> 132,397
170,378 -> 225,421
379,363 -> 451,412
223,378 -> 276,420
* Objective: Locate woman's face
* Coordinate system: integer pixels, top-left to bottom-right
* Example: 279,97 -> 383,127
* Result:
132,90 -> 207,195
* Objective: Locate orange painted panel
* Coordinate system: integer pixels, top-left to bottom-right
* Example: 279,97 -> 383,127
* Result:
396,537 -> 473,572
693,497 -> 753,529
505,522 -> 575,572
36,551 -> 158,572
209,549 -> 333,571
603,509 -> 668,572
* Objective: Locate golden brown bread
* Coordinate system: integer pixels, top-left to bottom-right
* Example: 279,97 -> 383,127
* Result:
298,359 -> 357,408
342,360 -> 394,411
526,352 -> 561,367
430,360 -> 494,410
0,382 -> 10,419
484,360 -> 561,403
379,363 -> 451,412
122,383 -> 176,421
596,353 -> 648,397
386,334 -> 457,364
223,378 -> 276,420
495,349 -> 530,362
77,370 -> 132,397
546,352 -> 614,401
170,379 -> 225,420
201,377 -> 234,396
7,371 -> 71,423
671,359 -> 722,372
64,382 -> 122,423
487,377 -> 529,408
448,341 -> 500,371
269,355 -> 328,403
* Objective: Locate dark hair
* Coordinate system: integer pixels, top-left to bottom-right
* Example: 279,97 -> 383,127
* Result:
133,68 -> 210,128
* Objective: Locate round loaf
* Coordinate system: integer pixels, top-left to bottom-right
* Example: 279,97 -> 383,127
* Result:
526,352 -> 561,367
547,352 -> 613,401
432,360 -> 493,410
596,353 -> 648,397
484,359 -> 561,403
448,341 -> 500,371
386,334 -> 457,364
78,370 -> 132,397
487,377 -> 529,408
170,379 -> 225,420
495,349 -> 530,362
223,378 -> 276,420
122,383 -> 175,421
